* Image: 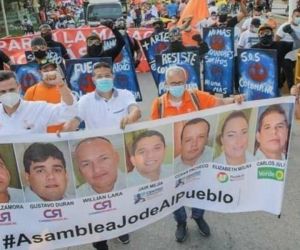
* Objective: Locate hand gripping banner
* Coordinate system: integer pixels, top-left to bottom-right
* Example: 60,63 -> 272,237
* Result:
0,96 -> 295,249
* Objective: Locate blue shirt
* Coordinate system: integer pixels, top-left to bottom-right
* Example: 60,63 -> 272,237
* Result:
166,3 -> 178,18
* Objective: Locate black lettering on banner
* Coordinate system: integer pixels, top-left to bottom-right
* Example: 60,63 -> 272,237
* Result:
57,230 -> 74,240
17,234 -> 31,246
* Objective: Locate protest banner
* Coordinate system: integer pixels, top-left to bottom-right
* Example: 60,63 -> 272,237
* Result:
238,48 -> 278,100
0,27 -> 153,72
203,27 -> 234,95
0,96 -> 294,250
10,63 -> 42,94
65,57 -> 111,100
155,50 -> 200,95
103,36 -> 142,101
140,31 -> 170,84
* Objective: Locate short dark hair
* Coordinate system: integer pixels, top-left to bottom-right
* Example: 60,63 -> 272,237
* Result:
93,61 -> 113,75
257,105 -> 288,132
181,118 -> 210,141
216,111 -> 248,146
293,8 -> 300,14
23,143 -> 66,173
131,130 -> 166,155
0,71 -> 17,83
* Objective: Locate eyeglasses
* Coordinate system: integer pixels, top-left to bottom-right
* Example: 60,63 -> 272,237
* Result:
87,39 -> 102,46
31,45 -> 47,51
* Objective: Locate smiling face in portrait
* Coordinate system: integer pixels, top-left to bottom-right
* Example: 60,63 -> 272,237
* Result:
220,116 -> 249,165
25,157 -> 68,201
181,122 -> 209,166
75,138 -> 119,194
256,112 -> 288,159
131,135 -> 166,177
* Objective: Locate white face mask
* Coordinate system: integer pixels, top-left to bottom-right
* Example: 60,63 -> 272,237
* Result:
294,17 -> 300,25
0,92 -> 20,108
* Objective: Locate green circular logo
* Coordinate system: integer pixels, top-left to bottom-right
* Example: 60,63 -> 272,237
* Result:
217,172 -> 229,183
275,170 -> 284,181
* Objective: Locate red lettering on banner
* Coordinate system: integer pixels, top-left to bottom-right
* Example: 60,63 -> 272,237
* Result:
0,27 -> 153,72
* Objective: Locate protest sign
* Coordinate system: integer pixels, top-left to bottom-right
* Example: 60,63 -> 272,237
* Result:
0,96 -> 294,249
155,50 -> 200,95
238,48 -> 278,100
203,27 -> 234,95
140,31 -> 170,84
10,63 -> 42,94
65,57 -> 111,100
103,36 -> 142,101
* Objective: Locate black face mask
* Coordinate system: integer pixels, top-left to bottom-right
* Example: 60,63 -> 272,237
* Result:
42,33 -> 52,42
33,50 -> 47,59
218,14 -> 227,23
259,34 -> 273,46
87,45 -> 102,56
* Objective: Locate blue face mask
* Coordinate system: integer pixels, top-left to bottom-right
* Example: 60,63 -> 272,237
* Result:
169,85 -> 185,98
95,78 -> 114,93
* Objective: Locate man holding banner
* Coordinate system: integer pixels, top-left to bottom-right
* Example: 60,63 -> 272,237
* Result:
62,62 -> 141,131
150,65 -> 243,243
0,70 -> 77,136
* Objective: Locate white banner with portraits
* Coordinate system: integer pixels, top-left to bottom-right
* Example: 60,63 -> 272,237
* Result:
0,96 -> 295,249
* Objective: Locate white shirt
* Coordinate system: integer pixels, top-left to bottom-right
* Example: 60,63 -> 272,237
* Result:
214,151 -> 256,165
7,187 -> 24,203
127,164 -> 173,187
24,186 -> 72,202
254,148 -> 286,161
76,170 -> 126,197
276,22 -> 300,47
238,29 -> 259,49
174,146 -> 213,173
0,99 -> 77,136
241,16 -> 266,31
78,88 -> 137,130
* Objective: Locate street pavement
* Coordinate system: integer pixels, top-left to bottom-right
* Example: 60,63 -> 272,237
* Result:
61,2 -> 300,249
61,71 -> 300,250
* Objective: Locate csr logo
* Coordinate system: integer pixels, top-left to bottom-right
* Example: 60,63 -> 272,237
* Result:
0,212 -> 11,222
93,200 -> 112,211
43,209 -> 62,219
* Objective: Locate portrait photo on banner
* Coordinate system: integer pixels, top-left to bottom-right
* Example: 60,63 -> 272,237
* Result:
70,134 -> 127,198
13,141 -> 76,203
0,144 -> 24,203
173,115 -> 217,174
254,103 -> 293,161
213,108 -> 257,166
124,124 -> 174,187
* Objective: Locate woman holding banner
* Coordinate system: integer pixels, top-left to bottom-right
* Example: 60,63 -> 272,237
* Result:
215,110 -> 255,166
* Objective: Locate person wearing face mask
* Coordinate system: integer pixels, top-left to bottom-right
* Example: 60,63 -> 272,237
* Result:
55,15 -> 67,29
275,8 -> 300,90
252,24 -> 293,89
238,18 -> 261,49
39,24 -> 70,59
152,18 -> 166,34
150,65 -> 244,243
62,61 -> 141,131
81,20 -> 125,62
241,4 -> 266,32
115,17 -> 142,68
30,37 -> 49,63
0,70 -> 77,136
212,1 -> 247,29
23,60 -> 66,133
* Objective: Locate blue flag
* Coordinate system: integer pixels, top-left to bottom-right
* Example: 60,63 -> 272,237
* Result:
11,63 -> 42,95
104,35 -> 143,101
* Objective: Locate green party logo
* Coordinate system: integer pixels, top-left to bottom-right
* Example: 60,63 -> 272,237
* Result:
217,172 -> 229,183
257,167 -> 284,181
